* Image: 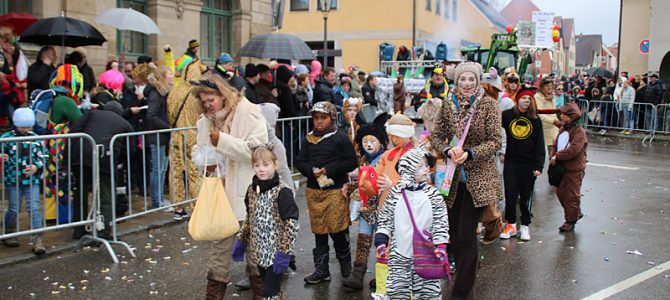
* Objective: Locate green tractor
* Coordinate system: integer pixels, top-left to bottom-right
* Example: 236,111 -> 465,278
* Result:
461,31 -> 532,75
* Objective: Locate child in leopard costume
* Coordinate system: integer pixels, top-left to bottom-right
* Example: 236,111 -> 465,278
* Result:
231,145 -> 299,300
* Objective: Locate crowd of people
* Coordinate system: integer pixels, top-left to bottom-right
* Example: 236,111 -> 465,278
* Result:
0,25 -> 599,299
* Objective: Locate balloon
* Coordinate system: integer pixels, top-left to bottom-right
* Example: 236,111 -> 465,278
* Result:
553,24 -> 560,31
506,25 -> 513,33
553,36 -> 560,43
552,30 -> 560,38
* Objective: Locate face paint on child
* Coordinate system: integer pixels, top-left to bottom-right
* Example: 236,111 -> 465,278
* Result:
415,158 -> 430,183
361,135 -> 381,154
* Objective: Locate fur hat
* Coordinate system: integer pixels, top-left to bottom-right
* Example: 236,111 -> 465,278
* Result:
13,108 -> 35,127
343,97 -> 363,111
454,62 -> 483,87
481,67 -> 502,90
355,112 -> 389,155
310,101 -> 337,120
386,113 -> 415,138
417,98 -> 443,132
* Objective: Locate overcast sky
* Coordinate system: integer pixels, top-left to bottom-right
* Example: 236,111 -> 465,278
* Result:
523,0 -> 621,46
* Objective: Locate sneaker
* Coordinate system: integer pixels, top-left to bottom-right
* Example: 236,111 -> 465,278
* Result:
163,206 -> 175,212
31,235 -> 46,255
519,225 -> 530,241
173,208 -> 188,221
625,130 -> 632,135
599,129 -> 607,135
499,223 -> 517,239
2,237 -> 20,248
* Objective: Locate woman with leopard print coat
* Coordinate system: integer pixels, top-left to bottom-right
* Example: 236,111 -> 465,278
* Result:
430,62 -> 502,299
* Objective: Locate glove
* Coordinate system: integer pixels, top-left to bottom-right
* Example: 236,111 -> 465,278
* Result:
231,240 -> 247,262
272,251 -> 292,274
376,244 -> 387,263
434,244 -> 447,263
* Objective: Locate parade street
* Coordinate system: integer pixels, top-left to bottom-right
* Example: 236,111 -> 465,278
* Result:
1,134 -> 668,300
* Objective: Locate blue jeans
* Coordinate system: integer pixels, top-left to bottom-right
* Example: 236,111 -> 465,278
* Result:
644,106 -> 657,132
621,104 -> 634,130
4,185 -> 42,230
150,145 -> 168,208
359,217 -> 377,235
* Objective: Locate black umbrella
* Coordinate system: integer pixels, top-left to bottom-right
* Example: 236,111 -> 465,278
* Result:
19,15 -> 106,48
586,67 -> 613,79
237,33 -> 315,60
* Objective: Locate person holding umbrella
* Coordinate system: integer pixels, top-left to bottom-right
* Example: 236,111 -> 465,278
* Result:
27,46 -> 56,95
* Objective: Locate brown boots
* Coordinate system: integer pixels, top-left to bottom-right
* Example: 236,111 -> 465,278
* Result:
249,275 -> 264,300
205,277 -> 228,300
342,233 -> 372,290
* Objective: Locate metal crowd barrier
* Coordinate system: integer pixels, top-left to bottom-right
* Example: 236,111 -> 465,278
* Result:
108,127 -> 198,247
583,100 -> 656,134
277,115 -> 312,177
0,133 -> 122,263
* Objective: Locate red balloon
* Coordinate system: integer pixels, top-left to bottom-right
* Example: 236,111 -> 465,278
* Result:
506,25 -> 513,33
553,36 -> 560,43
553,24 -> 560,31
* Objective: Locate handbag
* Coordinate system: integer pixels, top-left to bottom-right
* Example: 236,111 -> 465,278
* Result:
188,157 -> 240,241
401,190 -> 452,280
435,108 -> 476,197
548,161 -> 565,187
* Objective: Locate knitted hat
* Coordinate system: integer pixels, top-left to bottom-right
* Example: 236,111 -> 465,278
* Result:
310,101 -> 337,120
244,63 -> 259,78
218,53 -> 233,64
189,39 -> 200,48
515,86 -> 536,102
295,64 -> 309,75
13,107 -> 35,127
454,62 -> 483,87
386,113 -> 415,138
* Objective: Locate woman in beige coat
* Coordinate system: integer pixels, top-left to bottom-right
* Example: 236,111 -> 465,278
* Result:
191,75 -> 268,299
535,78 -> 561,151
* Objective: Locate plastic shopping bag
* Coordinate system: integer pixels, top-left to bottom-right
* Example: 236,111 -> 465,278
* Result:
188,176 -> 240,241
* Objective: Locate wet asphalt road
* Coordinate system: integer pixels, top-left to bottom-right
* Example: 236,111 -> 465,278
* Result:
1,134 -> 669,299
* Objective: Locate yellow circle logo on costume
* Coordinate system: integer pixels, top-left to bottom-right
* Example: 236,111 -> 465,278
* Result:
510,117 -> 533,140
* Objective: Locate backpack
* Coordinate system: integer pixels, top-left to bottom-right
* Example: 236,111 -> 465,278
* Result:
29,89 -> 57,135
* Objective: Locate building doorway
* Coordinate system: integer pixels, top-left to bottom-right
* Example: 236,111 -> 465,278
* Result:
659,50 -> 670,82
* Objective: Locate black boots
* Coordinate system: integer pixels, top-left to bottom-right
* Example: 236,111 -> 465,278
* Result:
342,234 -> 372,290
334,243 -> 352,278
304,246 -> 331,284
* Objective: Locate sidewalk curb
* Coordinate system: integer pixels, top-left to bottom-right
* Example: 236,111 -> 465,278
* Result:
0,217 -> 184,268
586,129 -> 670,142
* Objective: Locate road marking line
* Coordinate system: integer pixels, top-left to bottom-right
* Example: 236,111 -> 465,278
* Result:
582,260 -> 670,300
587,162 -> 639,170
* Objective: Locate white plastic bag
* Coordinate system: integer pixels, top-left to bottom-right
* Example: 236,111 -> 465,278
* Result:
192,145 -> 226,178
16,50 -> 28,81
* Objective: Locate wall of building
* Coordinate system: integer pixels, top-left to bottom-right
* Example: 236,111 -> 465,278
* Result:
619,0 -> 650,76
648,0 -> 670,73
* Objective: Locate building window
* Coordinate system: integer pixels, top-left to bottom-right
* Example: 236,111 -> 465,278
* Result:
117,0 -> 148,57
201,0 -> 233,64
0,0 -> 31,14
444,0 -> 450,18
426,0 -> 431,11
290,0 -> 309,11
436,0 -> 440,15
317,0 -> 338,10
452,0 -> 458,21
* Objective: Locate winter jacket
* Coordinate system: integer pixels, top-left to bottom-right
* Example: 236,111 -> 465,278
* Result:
430,88 -> 503,208
276,82 -> 298,119
27,60 -> 56,96
49,95 -> 83,125
244,80 -> 260,104
258,103 -> 296,194
313,77 -> 335,104
362,82 -> 378,106
121,86 -> 147,131
535,92 -> 559,146
333,85 -> 350,108
80,63 -> 96,92
1,130 -> 44,186
144,84 -> 171,147
502,108 -> 545,172
295,129 -> 357,190
644,80 -> 665,105
295,86 -> 310,116
551,103 -> 587,172
213,66 -> 246,92
620,86 -> 635,105
257,78 -> 279,107
194,97 -> 268,221
69,105 -> 135,175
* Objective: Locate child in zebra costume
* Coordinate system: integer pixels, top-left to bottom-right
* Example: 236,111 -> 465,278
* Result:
232,145 -> 300,300
375,147 -> 449,299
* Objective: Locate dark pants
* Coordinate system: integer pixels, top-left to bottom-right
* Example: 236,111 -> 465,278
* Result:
315,228 -> 349,249
503,161 -> 536,226
448,183 -> 484,300
556,170 -> 585,223
72,166 -> 114,239
258,266 -> 284,297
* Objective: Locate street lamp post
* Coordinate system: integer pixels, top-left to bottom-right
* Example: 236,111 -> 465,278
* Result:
319,0 -> 331,68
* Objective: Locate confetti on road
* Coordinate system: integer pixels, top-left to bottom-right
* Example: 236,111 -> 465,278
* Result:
626,250 -> 643,256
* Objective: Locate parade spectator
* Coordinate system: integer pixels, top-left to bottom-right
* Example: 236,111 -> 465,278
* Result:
309,60 -> 322,85
0,27 -> 24,125
69,101 -> 134,240
70,48 -> 96,92
296,101 -> 357,284
27,46 -> 56,96
137,55 -> 155,68
396,46 -> 411,76
643,74 -> 664,131
430,62 -> 502,299
503,72 -> 521,101
296,73 -> 311,116
554,82 -> 565,108
256,64 -> 279,106
374,148 -> 449,299
313,67 -> 336,104
232,145 -> 300,300
393,74 -> 407,114
535,77 -> 560,151
122,62 -> 135,91
550,103 -> 588,232
213,52 -> 245,92
275,65 -> 298,118
192,75 -> 267,299
619,79 -> 636,134
1,108 -> 46,254
500,86 -> 545,241
349,67 -> 363,98
243,63 -> 260,104
105,60 -> 119,71
417,68 -> 449,104
334,76 -> 352,108
145,66 -> 174,209
362,74 -> 378,107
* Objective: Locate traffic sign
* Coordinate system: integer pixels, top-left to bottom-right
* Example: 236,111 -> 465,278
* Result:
640,39 -> 650,54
